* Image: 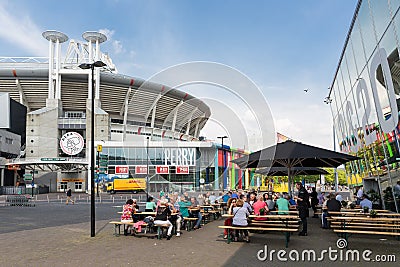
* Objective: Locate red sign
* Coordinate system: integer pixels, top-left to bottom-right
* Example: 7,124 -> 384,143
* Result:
176,166 -> 189,174
135,165 -> 148,174
156,166 -> 169,174
115,165 -> 129,174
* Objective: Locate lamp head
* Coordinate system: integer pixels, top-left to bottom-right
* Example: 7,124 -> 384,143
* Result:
78,63 -> 91,70
78,61 -> 106,69
93,61 -> 106,67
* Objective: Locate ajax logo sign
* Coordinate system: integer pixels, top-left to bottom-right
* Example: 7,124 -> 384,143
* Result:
60,132 -> 84,156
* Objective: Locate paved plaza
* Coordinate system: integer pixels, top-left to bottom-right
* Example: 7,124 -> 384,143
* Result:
0,194 -> 399,267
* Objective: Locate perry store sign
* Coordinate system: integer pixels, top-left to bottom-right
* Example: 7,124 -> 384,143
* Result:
163,148 -> 196,166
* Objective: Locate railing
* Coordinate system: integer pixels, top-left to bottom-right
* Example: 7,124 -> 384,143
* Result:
0,186 -> 48,195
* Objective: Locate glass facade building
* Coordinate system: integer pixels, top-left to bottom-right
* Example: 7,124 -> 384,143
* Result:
327,0 -> 400,211
98,141 -> 250,193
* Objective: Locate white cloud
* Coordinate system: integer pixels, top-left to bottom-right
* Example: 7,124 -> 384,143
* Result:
0,3 -> 47,56
99,28 -> 115,40
112,40 -> 124,54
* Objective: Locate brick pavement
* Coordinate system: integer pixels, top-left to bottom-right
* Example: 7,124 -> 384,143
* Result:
0,201 -> 399,267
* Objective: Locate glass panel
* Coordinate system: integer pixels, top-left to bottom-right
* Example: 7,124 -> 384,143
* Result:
389,0 -> 400,19
340,60 -> 353,99
337,67 -> 347,106
379,24 -> 400,108
368,0 -> 391,40
108,147 -> 116,165
333,86 -> 342,118
345,40 -> 359,88
351,21 -> 368,74
358,0 -> 378,59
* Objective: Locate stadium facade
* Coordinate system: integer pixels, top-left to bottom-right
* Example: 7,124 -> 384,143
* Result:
327,0 -> 400,211
0,31 -> 250,193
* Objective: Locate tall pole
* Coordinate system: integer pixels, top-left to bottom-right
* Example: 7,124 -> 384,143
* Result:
96,150 -> 100,197
333,124 -> 339,193
79,61 -> 106,238
90,65 -> 95,237
146,136 -> 149,201
218,136 -> 228,190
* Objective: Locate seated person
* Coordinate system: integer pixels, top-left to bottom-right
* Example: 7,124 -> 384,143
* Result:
265,193 -> 276,211
240,194 -> 253,214
360,194 -> 373,210
145,196 -> 157,212
120,199 -> 135,235
276,193 -> 290,214
190,197 -> 203,230
252,195 -> 269,220
131,199 -> 140,222
223,198 -> 237,239
169,198 -> 182,237
322,193 -> 341,229
231,199 -> 250,242
154,200 -> 173,240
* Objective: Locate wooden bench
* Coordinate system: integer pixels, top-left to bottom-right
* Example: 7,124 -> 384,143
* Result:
109,221 -> 148,236
218,214 -> 300,247
154,223 -> 172,239
109,221 -> 135,236
330,216 -> 400,247
218,225 -> 298,248
183,217 -> 198,231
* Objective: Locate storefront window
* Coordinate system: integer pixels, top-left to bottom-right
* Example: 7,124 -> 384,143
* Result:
75,182 -> 82,190
60,182 -> 67,190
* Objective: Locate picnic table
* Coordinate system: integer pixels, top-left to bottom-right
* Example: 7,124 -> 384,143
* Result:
329,216 -> 400,247
219,214 -> 300,247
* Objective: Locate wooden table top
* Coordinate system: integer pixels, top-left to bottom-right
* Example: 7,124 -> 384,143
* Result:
331,216 -> 400,222
222,214 -> 298,219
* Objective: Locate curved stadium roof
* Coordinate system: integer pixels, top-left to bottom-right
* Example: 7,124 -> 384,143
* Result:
0,60 -> 211,138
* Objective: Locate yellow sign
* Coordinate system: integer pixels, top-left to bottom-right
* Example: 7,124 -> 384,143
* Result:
97,145 -> 103,152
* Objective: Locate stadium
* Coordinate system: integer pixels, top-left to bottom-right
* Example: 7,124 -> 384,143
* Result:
0,31 -> 249,193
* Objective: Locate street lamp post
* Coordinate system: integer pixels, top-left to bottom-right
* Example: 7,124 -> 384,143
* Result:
217,136 -> 228,190
79,60 -> 106,237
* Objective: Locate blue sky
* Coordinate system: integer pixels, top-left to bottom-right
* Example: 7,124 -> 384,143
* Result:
0,0 -> 358,149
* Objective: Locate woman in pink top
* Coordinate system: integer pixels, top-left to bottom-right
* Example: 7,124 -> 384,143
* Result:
252,195 -> 269,221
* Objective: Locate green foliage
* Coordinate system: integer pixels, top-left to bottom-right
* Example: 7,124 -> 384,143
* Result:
369,209 -> 377,217
383,186 -> 394,201
366,189 -> 381,203
323,168 -> 347,185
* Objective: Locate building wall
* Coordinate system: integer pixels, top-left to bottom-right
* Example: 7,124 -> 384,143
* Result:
329,0 -> 400,210
26,107 -> 60,158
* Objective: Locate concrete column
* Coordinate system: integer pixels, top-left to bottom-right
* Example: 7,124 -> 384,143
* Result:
1,168 -> 4,186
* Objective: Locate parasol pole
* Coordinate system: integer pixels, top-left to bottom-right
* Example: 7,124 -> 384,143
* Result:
287,166 -> 292,195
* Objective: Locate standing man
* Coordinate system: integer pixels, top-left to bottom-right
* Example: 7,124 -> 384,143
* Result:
294,182 -> 309,236
66,187 -> 75,205
310,187 -> 319,218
